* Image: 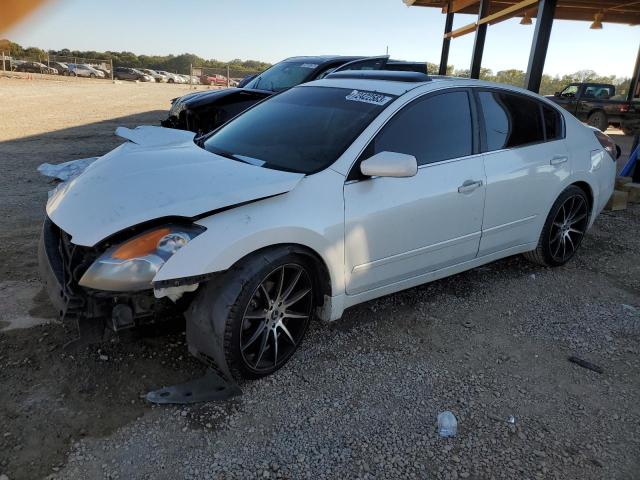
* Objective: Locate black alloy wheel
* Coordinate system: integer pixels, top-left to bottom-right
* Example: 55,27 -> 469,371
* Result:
547,193 -> 589,263
239,264 -> 313,374
524,185 -> 590,267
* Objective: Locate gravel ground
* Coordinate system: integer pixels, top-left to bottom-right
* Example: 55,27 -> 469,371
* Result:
0,77 -> 639,480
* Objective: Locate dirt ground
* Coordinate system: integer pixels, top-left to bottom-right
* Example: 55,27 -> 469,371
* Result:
0,77 -> 639,480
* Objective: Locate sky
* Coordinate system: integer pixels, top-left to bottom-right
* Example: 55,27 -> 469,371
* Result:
6,0 -> 640,78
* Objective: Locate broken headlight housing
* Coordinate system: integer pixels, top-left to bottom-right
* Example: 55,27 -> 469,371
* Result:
79,224 -> 205,292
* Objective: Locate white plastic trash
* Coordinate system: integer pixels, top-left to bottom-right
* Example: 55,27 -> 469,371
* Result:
437,411 -> 458,437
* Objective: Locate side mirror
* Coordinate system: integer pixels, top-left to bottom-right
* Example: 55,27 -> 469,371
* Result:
554,92 -> 560,97
360,151 -> 418,178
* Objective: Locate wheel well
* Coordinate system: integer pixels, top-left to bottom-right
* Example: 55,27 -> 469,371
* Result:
571,181 -> 594,212
237,244 -> 332,307
587,108 -> 606,119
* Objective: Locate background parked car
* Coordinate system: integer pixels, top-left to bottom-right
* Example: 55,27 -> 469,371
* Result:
140,68 -> 168,83
13,61 -> 57,75
156,70 -> 183,83
200,73 -> 229,86
114,67 -> 153,82
92,66 -> 111,78
48,61 -> 69,75
67,63 -> 105,78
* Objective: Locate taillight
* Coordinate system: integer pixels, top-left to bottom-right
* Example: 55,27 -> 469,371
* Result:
620,104 -> 629,113
594,130 -> 619,161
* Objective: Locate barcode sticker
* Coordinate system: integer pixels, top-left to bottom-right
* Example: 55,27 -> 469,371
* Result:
345,90 -> 392,105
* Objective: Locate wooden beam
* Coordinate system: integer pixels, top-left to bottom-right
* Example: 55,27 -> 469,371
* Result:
444,22 -> 478,38
477,0 -> 539,25
445,0 -> 480,13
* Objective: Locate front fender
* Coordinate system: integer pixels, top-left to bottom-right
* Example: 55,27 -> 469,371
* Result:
153,170 -> 346,295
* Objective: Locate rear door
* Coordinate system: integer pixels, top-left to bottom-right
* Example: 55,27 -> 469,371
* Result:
344,89 -> 486,294
475,89 -> 569,255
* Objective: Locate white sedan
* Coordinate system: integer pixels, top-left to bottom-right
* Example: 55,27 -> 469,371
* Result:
39,71 -> 617,380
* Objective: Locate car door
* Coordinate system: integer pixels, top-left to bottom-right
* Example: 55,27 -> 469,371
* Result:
475,89 -> 569,256
343,89 -> 486,295
554,84 -> 579,115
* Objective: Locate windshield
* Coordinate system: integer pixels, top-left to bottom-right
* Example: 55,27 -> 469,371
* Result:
244,61 -> 320,92
202,86 -> 394,174
560,85 -> 578,97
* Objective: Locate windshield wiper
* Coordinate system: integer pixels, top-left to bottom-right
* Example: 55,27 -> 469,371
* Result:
206,147 -> 258,166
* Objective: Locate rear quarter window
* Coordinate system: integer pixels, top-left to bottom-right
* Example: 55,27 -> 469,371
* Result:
542,104 -> 563,141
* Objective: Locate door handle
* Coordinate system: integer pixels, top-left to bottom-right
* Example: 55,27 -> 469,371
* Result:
457,179 -> 483,194
550,155 -> 568,166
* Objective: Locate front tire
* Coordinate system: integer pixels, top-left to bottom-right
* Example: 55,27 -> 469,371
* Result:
186,247 -> 316,380
524,186 -> 590,267
587,110 -> 608,132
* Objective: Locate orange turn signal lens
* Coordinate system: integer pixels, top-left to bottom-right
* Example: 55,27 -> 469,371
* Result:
112,228 -> 171,260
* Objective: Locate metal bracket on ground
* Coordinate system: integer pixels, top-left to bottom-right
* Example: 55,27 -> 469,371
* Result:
145,369 -> 242,404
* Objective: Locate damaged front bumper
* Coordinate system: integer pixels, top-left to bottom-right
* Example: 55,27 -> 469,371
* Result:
38,218 -> 184,346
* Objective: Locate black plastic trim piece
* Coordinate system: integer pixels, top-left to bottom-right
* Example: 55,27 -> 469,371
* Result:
326,70 -> 431,83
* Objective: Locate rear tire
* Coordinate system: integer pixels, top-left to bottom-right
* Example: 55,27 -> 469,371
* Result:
523,186 -> 590,267
186,247 -> 316,380
587,111 -> 608,132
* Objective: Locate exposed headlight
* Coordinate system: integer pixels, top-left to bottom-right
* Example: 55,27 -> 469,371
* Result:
79,225 -> 205,292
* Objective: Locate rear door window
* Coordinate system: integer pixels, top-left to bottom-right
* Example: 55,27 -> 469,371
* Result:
478,91 -> 544,151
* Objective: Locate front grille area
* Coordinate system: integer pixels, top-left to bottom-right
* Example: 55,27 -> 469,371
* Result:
42,218 -> 187,329
43,218 -> 97,319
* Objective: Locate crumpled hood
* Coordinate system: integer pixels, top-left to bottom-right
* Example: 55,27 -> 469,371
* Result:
170,87 -> 273,116
46,126 -> 304,246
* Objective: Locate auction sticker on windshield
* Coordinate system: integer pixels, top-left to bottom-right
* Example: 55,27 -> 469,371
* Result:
300,64 -> 319,69
345,90 -> 392,106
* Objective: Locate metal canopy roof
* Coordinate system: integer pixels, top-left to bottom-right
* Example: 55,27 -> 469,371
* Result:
404,0 -> 640,25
